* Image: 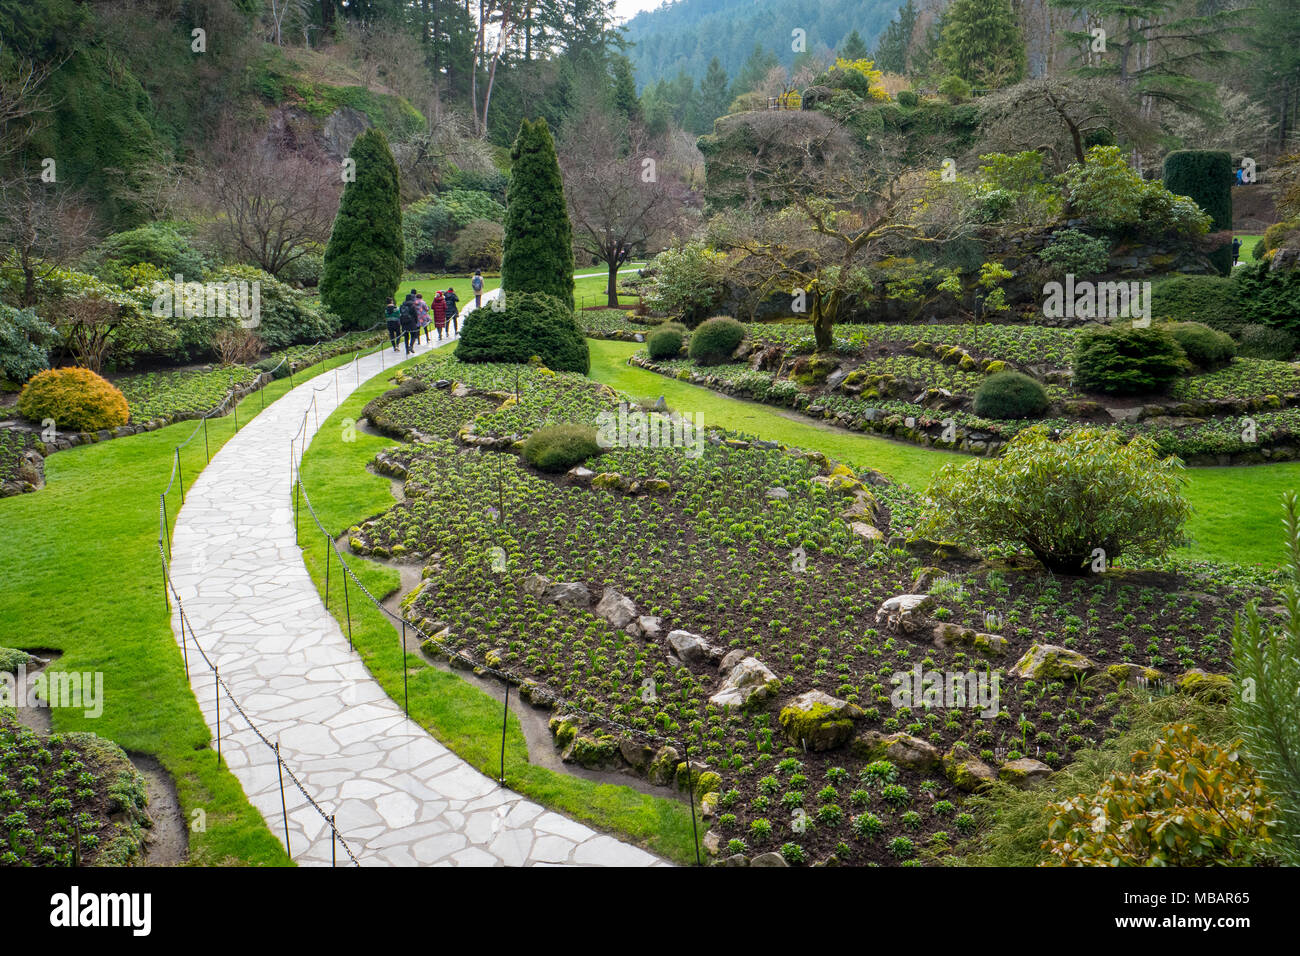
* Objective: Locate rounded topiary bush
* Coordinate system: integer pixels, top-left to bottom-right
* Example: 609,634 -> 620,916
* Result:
522,423 -> 601,473
19,367 -> 130,431
1166,322 -> 1236,368
647,327 -> 684,360
1072,326 -> 1190,395
972,371 -> 1049,420
455,291 -> 589,374
688,316 -> 745,366
1150,275 -> 1244,333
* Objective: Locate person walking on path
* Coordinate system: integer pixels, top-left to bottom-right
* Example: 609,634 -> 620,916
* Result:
384,298 -> 401,352
433,290 -> 448,340
399,291 -> 420,354
414,293 -> 431,344
444,287 -> 459,335
472,270 -> 484,308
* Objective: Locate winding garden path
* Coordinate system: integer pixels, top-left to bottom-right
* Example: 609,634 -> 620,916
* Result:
166,289 -> 665,867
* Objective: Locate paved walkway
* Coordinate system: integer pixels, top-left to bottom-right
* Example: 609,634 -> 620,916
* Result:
167,289 -> 665,866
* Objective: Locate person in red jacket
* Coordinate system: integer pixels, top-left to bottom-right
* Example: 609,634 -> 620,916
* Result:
432,290 -> 448,340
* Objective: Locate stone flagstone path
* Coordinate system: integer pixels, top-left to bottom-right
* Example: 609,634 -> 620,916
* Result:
167,288 -> 666,866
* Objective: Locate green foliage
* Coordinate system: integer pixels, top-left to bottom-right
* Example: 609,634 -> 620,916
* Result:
522,423 -> 602,473
1235,260 -> 1300,334
1163,150 -> 1233,274
897,89 -> 919,108
1044,724 -> 1275,866
1150,274 -> 1245,333
938,75 -> 971,104
1236,324 -> 1297,361
501,119 -> 574,311
1062,147 -> 1212,239
455,291 -> 589,373
1232,492 -> 1300,866
920,426 -> 1190,573
1072,325 -> 1191,396
1165,322 -> 1235,369
644,240 -> 729,327
937,0 -> 1025,88
1037,229 -> 1111,278
320,129 -> 404,329
647,327 -> 685,360
402,196 -> 455,268
278,248 -> 325,288
91,225 -> 207,283
449,220 -> 504,272
688,316 -> 745,366
18,366 -> 129,431
206,265 -> 340,351
0,304 -> 55,384
971,371 -> 1048,420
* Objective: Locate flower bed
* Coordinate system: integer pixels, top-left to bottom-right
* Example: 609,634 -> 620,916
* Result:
114,366 -> 260,422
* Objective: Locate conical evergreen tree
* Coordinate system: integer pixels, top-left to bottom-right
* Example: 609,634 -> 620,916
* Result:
937,0 -> 1026,88
320,128 -> 404,328
839,29 -> 870,62
501,118 -> 574,311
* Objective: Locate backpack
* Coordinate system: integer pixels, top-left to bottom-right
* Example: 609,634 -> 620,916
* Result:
472,275 -> 483,292
400,300 -> 415,324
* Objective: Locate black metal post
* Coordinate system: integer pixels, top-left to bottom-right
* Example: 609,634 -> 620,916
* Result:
294,479 -> 301,544
176,448 -> 185,504
401,621 -> 409,717
233,398 -> 239,433
160,558 -> 170,612
330,814 -> 336,867
203,416 -> 210,463
342,559 -> 353,650
179,606 -> 190,679
215,665 -> 221,767
276,741 -> 290,859
683,738 -> 701,866
161,494 -> 172,560
324,537 -> 331,605
499,685 -> 509,785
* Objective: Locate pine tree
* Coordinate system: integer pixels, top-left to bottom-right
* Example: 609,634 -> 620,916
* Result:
319,128 -> 403,329
839,28 -> 870,63
610,54 -> 641,125
501,118 -> 574,311
938,0 -> 1026,89
699,57 -> 731,129
872,2 -> 917,74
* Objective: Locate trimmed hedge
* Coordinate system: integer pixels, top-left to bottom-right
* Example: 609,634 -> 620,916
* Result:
1163,150 -> 1233,274
522,423 -> 602,472
972,371 -> 1049,419
1237,324 -> 1298,361
1151,274 -> 1244,333
1166,322 -> 1236,368
688,316 -> 745,366
19,367 -> 129,431
455,291 -> 589,374
1072,326 -> 1190,396
647,327 -> 685,360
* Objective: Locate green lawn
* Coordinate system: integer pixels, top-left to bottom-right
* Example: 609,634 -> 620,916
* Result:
401,264 -> 645,314
295,343 -> 699,865
587,339 -> 1300,569
1236,234 -> 1263,264
0,352 -> 379,865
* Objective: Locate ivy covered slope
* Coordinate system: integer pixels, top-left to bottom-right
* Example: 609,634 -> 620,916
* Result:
339,354 -> 1261,867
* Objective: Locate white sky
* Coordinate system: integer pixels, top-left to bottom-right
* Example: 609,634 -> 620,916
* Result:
613,0 -> 669,23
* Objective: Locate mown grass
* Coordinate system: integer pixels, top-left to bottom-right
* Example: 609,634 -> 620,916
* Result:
587,338 -> 1300,569
295,344 -> 699,865
0,349 -> 382,865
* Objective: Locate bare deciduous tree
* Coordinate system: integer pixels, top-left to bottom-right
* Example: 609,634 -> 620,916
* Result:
0,178 -> 98,306
560,111 -> 695,307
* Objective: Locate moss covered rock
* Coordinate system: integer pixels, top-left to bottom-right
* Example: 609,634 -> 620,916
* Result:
998,757 -> 1053,789
942,744 -> 997,792
648,745 -> 680,786
852,731 -> 940,771
778,690 -> 864,751
931,622 -> 1009,658
1176,668 -> 1232,703
1105,663 -> 1168,687
1010,643 -> 1095,680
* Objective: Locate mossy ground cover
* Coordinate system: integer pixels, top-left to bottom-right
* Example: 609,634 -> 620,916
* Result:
294,347 -> 699,865
0,347 -> 389,866
113,365 -> 259,422
331,348 -> 1263,865
0,429 -> 39,487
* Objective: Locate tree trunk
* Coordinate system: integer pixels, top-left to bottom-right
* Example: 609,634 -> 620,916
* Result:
811,294 -> 833,352
606,258 -> 619,307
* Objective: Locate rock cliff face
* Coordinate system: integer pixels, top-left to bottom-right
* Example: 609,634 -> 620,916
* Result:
260,105 -> 374,164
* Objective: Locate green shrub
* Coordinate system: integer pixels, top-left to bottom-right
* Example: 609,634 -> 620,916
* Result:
1260,219 -> 1300,258
1062,146 -> 1211,239
644,240 -> 729,328
90,224 -> 207,282
501,119 -> 575,310
897,90 -> 919,108
1151,274 -> 1245,333
1037,229 -> 1111,278
448,219 -> 504,271
920,425 -> 1190,574
1165,321 -> 1236,368
1237,324 -> 1297,361
647,328 -> 684,360
688,316 -> 745,366
205,265 -> 339,352
972,371 -> 1049,419
18,367 -> 130,431
1236,260 -> 1300,333
279,249 -> 325,287
938,75 -> 971,104
455,291 -> 589,373
1072,325 -> 1190,395
522,423 -> 602,472
0,304 -> 56,385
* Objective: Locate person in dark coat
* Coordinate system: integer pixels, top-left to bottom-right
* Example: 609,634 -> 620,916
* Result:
384,298 -> 401,351
399,292 -> 419,354
433,291 -> 447,340
444,287 -> 459,335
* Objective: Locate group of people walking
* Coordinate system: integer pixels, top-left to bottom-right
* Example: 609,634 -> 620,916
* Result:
384,271 -> 486,355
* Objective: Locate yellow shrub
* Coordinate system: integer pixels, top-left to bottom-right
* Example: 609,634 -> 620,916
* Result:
18,366 -> 130,431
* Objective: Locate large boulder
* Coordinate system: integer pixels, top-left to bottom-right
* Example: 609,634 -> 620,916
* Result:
778,690 -> 864,751
595,587 -> 637,629
851,731 -> 940,772
942,745 -> 997,792
1010,644 -> 1095,680
1176,668 -> 1232,702
931,622 -> 1009,658
545,581 -> 593,608
875,594 -> 935,633
667,629 -> 721,666
709,656 -> 781,710
647,746 -> 680,786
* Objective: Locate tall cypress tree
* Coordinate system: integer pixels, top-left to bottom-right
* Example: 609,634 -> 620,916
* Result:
501,118 -> 574,311
937,0 -> 1026,89
320,128 -> 404,328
